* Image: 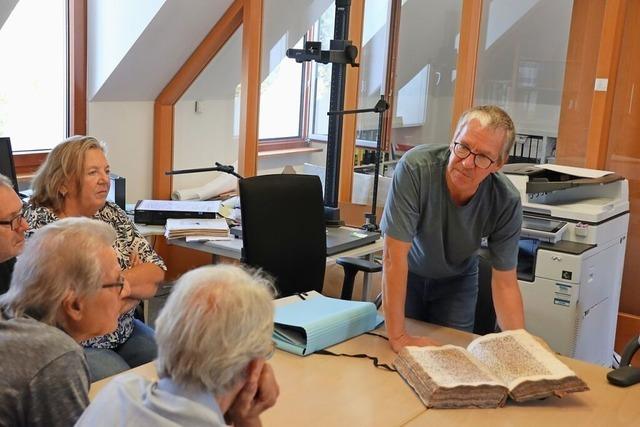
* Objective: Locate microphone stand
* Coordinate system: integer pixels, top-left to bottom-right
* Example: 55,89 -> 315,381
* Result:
327,95 -> 389,232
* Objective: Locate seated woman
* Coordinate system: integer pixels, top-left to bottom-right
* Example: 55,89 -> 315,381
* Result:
78,264 -> 279,427
0,218 -> 131,427
26,135 -> 166,381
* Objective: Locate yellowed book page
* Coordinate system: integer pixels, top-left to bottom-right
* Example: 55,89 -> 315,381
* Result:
404,345 -> 505,388
466,330 -> 576,390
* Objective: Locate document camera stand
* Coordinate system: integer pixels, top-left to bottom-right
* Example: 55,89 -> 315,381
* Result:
286,0 -> 359,227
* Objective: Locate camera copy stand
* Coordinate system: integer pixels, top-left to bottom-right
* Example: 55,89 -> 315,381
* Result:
327,95 -> 389,232
286,0 -> 358,227
165,162 -> 244,180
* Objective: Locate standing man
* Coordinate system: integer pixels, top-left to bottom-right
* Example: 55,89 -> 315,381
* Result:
0,174 -> 28,294
380,105 -> 524,352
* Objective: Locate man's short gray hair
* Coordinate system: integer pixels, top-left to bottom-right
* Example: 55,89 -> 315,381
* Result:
452,105 -> 516,163
155,265 -> 275,397
0,217 -> 116,326
0,174 -> 13,189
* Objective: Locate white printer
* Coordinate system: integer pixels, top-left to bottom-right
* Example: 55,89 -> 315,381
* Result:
503,163 -> 629,366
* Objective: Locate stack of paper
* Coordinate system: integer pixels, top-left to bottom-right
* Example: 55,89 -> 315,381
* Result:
273,291 -> 384,356
164,218 -> 230,242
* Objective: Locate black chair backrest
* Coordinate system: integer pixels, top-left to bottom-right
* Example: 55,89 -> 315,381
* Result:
239,174 -> 327,297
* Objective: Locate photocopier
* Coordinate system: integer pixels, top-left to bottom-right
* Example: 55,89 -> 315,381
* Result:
503,163 -> 630,366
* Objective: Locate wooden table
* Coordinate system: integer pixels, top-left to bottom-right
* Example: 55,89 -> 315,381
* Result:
89,320 -> 640,426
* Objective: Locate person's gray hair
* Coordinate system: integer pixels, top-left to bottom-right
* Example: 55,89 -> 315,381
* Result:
30,135 -> 106,212
452,105 -> 516,163
0,174 -> 13,189
0,217 -> 116,327
155,265 -> 275,396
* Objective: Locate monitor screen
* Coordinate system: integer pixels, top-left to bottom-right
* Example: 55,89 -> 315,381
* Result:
0,137 -> 19,193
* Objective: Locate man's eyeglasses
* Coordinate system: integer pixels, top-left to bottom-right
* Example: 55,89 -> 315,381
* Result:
0,204 -> 27,231
451,142 -> 497,169
102,275 -> 125,295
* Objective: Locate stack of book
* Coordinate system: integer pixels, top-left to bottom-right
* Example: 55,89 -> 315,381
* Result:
164,218 -> 230,242
394,329 -> 589,409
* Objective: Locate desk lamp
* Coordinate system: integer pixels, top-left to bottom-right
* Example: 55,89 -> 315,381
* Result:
607,334 -> 640,387
327,95 -> 389,232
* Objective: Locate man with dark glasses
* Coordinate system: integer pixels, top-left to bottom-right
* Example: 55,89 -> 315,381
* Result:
380,105 -> 524,352
0,174 -> 28,295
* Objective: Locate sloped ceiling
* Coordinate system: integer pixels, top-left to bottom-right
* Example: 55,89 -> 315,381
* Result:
89,0 -> 233,101
0,0 -> 18,29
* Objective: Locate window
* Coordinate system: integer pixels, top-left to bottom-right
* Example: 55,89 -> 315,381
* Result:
0,0 -> 68,152
474,0 -> 573,164
258,0 -> 334,146
390,0 -> 463,153
259,37 -> 305,140
309,4 -> 335,140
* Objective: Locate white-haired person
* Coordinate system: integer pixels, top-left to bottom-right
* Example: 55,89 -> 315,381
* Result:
78,264 -> 280,427
0,173 -> 29,294
26,135 -> 166,381
0,217 -> 131,427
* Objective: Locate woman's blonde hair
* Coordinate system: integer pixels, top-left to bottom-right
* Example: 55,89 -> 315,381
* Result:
30,136 -> 106,212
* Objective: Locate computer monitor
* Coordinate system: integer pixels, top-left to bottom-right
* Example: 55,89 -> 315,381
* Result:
0,137 -> 20,193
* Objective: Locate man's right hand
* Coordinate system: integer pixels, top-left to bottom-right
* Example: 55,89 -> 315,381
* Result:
389,333 -> 440,353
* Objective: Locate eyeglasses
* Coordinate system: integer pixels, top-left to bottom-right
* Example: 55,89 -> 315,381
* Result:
101,275 -> 125,295
451,142 -> 497,169
0,204 -> 27,231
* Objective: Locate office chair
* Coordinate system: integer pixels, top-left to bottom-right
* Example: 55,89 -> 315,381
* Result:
239,174 -> 380,299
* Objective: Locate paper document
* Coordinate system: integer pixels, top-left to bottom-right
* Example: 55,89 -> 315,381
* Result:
536,164 -> 613,178
171,170 -> 238,201
164,218 -> 230,240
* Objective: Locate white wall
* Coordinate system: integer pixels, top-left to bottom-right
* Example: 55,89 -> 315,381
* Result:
0,0 -> 18,30
87,101 -> 155,203
87,0 -> 165,99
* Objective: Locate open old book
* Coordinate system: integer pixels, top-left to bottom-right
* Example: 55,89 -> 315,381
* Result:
394,329 -> 589,409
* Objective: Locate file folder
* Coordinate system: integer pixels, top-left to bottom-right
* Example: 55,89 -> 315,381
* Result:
273,291 -> 384,356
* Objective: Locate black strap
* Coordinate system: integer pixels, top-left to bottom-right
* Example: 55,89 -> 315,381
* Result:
316,349 -> 396,372
315,332 -> 396,372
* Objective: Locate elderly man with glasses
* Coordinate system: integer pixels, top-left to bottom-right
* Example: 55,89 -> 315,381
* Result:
78,264 -> 279,427
380,105 -> 525,352
0,217 -> 131,426
0,174 -> 28,295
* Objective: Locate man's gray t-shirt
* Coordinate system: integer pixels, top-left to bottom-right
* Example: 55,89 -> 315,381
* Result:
0,310 -> 90,427
380,144 -> 522,278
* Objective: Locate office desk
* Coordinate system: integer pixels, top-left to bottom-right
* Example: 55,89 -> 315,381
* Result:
166,226 -> 382,261
90,320 -> 639,426
168,227 -> 383,300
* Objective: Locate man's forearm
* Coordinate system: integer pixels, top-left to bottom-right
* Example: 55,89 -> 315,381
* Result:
382,248 -> 410,340
491,271 -> 525,330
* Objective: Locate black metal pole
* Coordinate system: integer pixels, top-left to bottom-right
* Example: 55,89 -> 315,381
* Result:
324,0 -> 351,212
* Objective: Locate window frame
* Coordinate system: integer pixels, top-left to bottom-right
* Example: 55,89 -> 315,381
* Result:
257,31 -> 314,152
11,0 -> 86,175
